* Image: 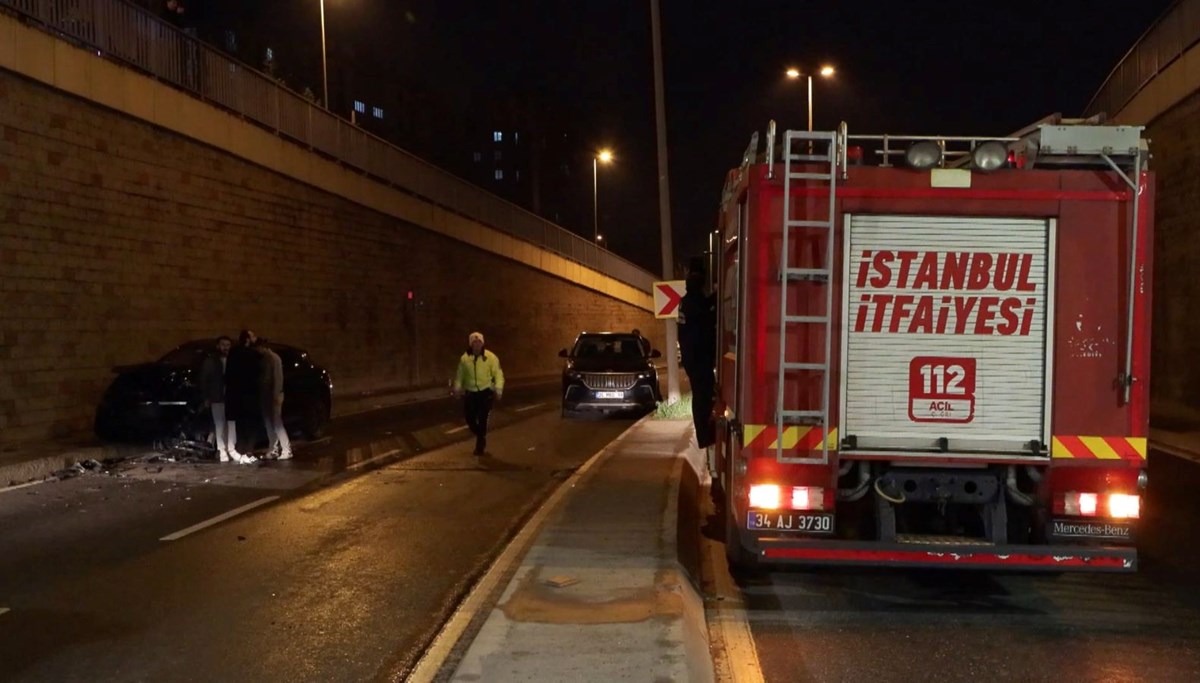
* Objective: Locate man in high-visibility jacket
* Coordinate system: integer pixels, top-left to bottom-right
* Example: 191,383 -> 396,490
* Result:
453,331 -> 505,456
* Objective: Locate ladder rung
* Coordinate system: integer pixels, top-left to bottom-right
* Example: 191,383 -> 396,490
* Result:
780,410 -> 825,424
783,362 -> 827,371
785,219 -> 832,228
783,268 -> 830,282
786,154 -> 833,163
784,314 -> 829,324
788,172 -> 832,181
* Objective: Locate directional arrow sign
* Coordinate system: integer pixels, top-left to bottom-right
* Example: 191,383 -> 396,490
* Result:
653,280 -> 686,319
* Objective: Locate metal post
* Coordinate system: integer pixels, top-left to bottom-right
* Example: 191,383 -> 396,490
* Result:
807,75 -> 814,132
592,156 -> 599,243
319,0 -> 329,110
650,0 -> 680,402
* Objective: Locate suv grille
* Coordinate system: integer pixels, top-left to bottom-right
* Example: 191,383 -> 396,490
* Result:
581,373 -> 639,391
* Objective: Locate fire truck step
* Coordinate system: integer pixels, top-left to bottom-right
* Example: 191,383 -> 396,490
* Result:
787,172 -> 833,181
784,314 -> 829,324
783,268 -> 830,282
780,410 -> 825,424
783,362 -> 827,371
785,219 -> 832,228
896,534 -> 994,547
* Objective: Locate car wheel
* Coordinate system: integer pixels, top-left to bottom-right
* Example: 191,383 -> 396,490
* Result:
302,399 -> 330,439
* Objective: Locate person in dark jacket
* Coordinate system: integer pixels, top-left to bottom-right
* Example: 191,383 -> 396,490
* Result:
199,335 -> 235,462
678,267 -> 717,449
223,329 -> 261,464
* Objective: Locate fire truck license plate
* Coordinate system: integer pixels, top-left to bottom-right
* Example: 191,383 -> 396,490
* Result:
746,511 -> 834,533
908,356 -> 976,423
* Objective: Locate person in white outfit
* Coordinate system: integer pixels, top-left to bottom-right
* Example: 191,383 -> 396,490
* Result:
256,338 -> 292,460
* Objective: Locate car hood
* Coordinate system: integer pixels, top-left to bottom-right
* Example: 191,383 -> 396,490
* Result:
106,363 -> 197,399
566,357 -> 653,373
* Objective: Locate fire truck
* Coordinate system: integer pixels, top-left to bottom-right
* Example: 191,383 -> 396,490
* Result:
711,115 -> 1151,571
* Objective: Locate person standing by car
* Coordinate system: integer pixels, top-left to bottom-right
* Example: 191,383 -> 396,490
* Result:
223,329 -> 260,464
632,329 -> 652,357
199,335 -> 235,462
256,338 -> 292,460
678,267 -> 718,449
452,332 -> 505,456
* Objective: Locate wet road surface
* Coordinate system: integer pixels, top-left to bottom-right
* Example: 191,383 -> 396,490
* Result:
0,385 -> 637,681
734,448 -> 1200,682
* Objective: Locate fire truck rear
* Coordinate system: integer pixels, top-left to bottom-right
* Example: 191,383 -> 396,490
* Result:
712,116 -> 1152,571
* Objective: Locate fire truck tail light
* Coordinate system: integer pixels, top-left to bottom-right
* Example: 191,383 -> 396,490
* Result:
749,484 -> 782,510
1063,492 -> 1099,517
791,486 -> 825,511
1108,493 -> 1141,519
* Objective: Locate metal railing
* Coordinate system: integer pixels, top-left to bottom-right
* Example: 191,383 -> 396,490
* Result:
0,0 -> 655,292
1086,0 -> 1200,119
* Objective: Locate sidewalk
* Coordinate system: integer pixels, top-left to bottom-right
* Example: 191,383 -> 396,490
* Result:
417,416 -> 714,682
0,375 -> 560,488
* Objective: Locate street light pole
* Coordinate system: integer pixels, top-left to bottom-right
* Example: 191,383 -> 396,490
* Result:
319,0 -> 329,110
807,74 -> 813,132
650,0 -> 680,403
592,156 -> 599,243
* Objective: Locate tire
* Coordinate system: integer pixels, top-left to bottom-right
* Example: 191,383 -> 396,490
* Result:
725,501 -> 759,571
302,399 -> 330,439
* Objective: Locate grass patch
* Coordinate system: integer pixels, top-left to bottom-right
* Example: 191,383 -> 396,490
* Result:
654,393 -> 693,420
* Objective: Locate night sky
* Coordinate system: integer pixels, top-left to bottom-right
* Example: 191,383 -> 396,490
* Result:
254,1 -> 1174,274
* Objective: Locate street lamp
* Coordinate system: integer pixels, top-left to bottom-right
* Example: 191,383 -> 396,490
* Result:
593,149 -> 614,244
785,64 -> 836,131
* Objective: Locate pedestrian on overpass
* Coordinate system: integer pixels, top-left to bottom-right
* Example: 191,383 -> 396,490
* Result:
452,332 -> 505,456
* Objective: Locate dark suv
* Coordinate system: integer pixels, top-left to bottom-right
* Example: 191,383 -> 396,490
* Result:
559,333 -> 662,417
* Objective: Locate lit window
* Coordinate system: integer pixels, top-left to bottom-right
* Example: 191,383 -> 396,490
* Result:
493,131 -> 503,142
495,169 -> 504,180
514,132 -> 520,145
473,152 -> 482,162
515,170 -> 521,182
265,47 -> 274,61
494,150 -> 502,161
354,101 -> 366,114
373,107 -> 383,119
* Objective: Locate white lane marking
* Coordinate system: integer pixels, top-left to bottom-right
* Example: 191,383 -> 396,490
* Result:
346,449 -> 401,472
515,403 -> 546,413
0,479 -> 52,495
159,496 -> 280,541
445,425 -> 470,435
0,608 -> 9,617
407,414 -> 647,682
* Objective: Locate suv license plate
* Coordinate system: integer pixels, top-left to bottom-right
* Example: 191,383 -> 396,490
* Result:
747,511 -> 834,533
596,391 -> 623,399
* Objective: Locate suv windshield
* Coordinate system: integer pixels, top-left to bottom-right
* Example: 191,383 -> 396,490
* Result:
158,343 -> 210,367
572,335 -> 645,360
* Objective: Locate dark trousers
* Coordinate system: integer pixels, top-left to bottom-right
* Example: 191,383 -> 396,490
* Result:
464,389 -> 495,454
686,364 -> 716,448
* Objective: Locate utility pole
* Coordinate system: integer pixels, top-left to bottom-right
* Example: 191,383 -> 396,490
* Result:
650,0 -> 680,402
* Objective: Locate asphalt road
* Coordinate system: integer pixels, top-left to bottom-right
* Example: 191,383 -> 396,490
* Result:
0,383 -> 638,682
735,448 -> 1200,682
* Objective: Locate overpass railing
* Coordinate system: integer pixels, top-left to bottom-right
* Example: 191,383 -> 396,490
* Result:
0,0 -> 656,292
1087,0 -> 1200,119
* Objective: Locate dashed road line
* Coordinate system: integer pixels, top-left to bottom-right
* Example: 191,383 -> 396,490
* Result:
515,403 -> 546,413
159,496 -> 280,541
445,425 -> 470,435
346,448 -> 402,472
0,479 -> 52,496
0,608 -> 10,617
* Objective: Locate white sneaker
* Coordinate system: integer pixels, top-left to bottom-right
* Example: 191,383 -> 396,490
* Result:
228,450 -> 255,465
218,451 -> 230,463
277,451 -> 293,461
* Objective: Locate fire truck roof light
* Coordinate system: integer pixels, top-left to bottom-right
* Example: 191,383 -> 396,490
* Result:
1109,493 -> 1141,520
749,484 -> 782,510
905,141 -> 942,170
972,141 -> 1008,172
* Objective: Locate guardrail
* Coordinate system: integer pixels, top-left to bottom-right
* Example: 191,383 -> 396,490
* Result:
0,0 -> 656,292
1086,0 -> 1200,120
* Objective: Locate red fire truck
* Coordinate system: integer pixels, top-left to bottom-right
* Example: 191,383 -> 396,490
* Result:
712,115 -> 1151,571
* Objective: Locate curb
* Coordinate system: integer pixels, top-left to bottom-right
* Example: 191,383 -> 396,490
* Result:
0,443 -> 157,488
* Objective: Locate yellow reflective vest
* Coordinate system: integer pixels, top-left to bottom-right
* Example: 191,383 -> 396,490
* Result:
454,351 -> 505,393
